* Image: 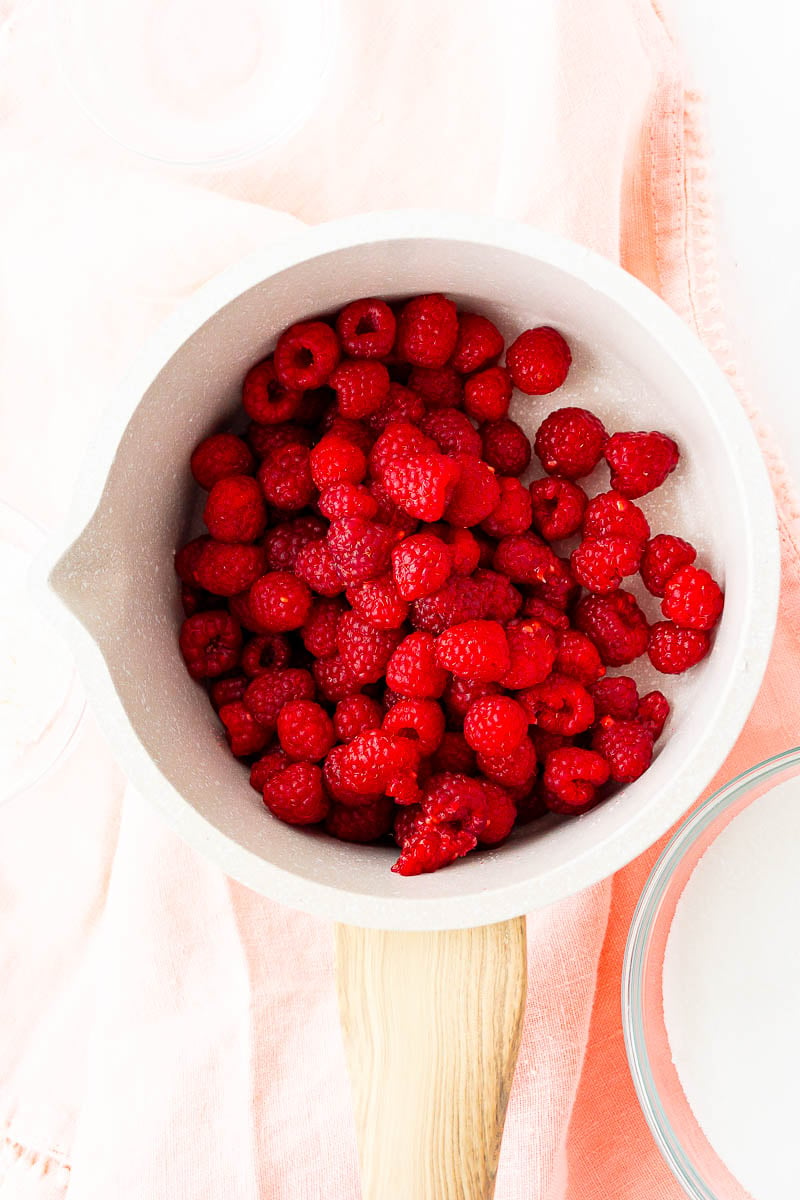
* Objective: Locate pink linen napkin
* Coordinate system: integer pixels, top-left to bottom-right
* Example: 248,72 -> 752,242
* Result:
2,0 -> 800,1196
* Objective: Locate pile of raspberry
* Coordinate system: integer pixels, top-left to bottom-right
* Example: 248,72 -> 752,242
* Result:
175,294 -> 724,876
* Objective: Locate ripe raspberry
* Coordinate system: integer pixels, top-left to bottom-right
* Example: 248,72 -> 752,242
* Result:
430,731 -> 477,775
336,611 -> 402,683
473,569 -> 522,623
648,622 -> 711,674
477,782 -> 517,846
263,763 -> 330,825
346,575 -> 409,629
410,576 -> 489,634
662,565 -> 724,631
493,532 -> 559,586
392,533 -> 453,601
179,610 -> 242,680
368,420 -> 437,480
501,619 -> 558,688
336,297 -> 396,360
529,477 -> 587,541
219,701 -> 271,757
528,728 -> 570,763
246,421 -> 313,461
529,555 -> 579,611
574,591 -> 650,667
444,454 -> 501,527
435,620 -> 510,683
326,797 -> 395,843
326,517 -> 396,584
277,699 -> 335,761
366,383 -> 426,434
395,294 -> 459,368
554,629 -> 605,686
191,433 -> 255,490
592,718 -> 654,783
258,443 -> 315,512
295,539 -> 346,596
386,632 -> 448,699
194,541 -> 265,597
480,477 -> 533,537
421,773 -> 487,835
322,415 -> 375,456
262,515 -> 326,571
248,571 -> 311,633
520,674 -> 595,735
463,366 -> 512,424
640,534 -> 697,597
392,806 -> 477,875
274,321 -> 340,390
243,667 -> 315,729
210,673 -> 248,709
408,366 -> 463,409
175,535 -> 211,584
382,453 -> 461,521
227,589 -> 266,634
327,730 -> 419,799
521,596 -> 570,630
463,695 -> 528,756
571,536 -> 643,594
442,676 -> 500,722
481,418 -> 531,477
477,734 -> 538,789
309,435 -> 367,489
368,477 -> 420,535
419,408 -> 482,457
637,690 -> 670,739
534,407 -> 607,479
506,327 -> 572,394
241,358 -> 303,424
180,583 -> 214,617
318,483 -> 379,521
330,360 -> 390,419
312,654 -> 362,701
333,694 -> 384,741
382,698 -> 446,756
295,386 -> 335,428
543,748 -> 609,812
241,634 -> 291,677
589,675 -> 639,720
250,748 -> 290,793
605,430 -> 680,498
582,491 -> 650,542
203,475 -> 266,544
450,312 -> 504,374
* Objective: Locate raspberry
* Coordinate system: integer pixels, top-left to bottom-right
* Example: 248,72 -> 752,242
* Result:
473,569 -> 522,623
274,321 -> 340,390
410,577 -> 488,634
447,528 -> 483,576
529,477 -> 587,541
592,718 -> 654,783
520,674 -> 595,735
506,327 -> 572,394
210,673 -> 248,708
248,571 -> 311,633
243,667 -> 315,729
478,782 -> 517,846
481,418 -> 531,477
330,360 -> 391,419
463,366 -> 512,424
368,421 -> 437,480
309,435 -> 367,489
450,312 -> 504,374
312,654 -> 362,701
480,477 -> 533,537
241,358 -> 303,425
419,408 -> 482,457
203,475 -> 267,544
571,536 -> 643,593
605,430 -> 680,498
191,433 -> 255,490
258,443 -> 315,512
528,728 -> 570,762
493,532 -> 558,586
408,367 -> 463,409
336,611 -> 402,683
368,477 -> 420,535
589,675 -> 639,720
392,806 -> 477,875
500,619 -> 558,688
277,699 -> 335,761
477,735 -> 537,788
662,565 -> 724,631
326,797 -> 395,843
582,491 -> 650,542
194,542 -> 265,597
430,731 -> 477,775
179,610 -> 242,680
175,535 -> 211,584
637,690 -> 670,739
227,589 -> 266,634
246,421 -> 313,460
262,515 -> 326,571
250,748 -> 290,792
318,483 -> 379,521
333,694 -> 385,742
534,407 -> 607,479
366,383 -> 427,434
295,539 -> 346,596
435,620 -> 510,683
241,634 -> 291,677
463,695 -> 528,756
444,454 -> 501,527
382,453 -> 461,521
640,534 -> 697,597
648,622 -> 711,674
574,591 -> 650,667
521,596 -> 570,630
179,583 -> 219,616
218,701 -> 270,757
392,533 -> 453,601
443,676 -> 500,722
395,294 -> 459,368
386,632 -> 448,699
416,772 -> 485,835
327,730 -> 419,799
529,555 -> 579,611
336,297 -> 396,360
326,517 -> 396,585
543,748 -> 609,813
263,763 -> 330,825
346,575 -> 409,629
382,698 -> 446,756
323,415 -> 375,456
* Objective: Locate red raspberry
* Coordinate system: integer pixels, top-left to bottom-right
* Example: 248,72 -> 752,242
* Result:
262,515 -> 326,572
179,610 -> 242,680
506,327 -> 571,394
241,634 -> 291,677
543,748 -> 609,813
335,297 -> 396,360
327,730 -> 419,799
295,386 -> 336,428
227,589 -> 267,634
248,571 -> 312,633
640,534 -> 697,597
191,433 -> 255,490
463,695 -> 528,756
219,701 -> 271,757
662,565 -> 724,631
330,360 -> 390,419
366,383 -> 427,434
408,366 -> 463,409
258,443 -> 315,512
592,718 -> 654,783
493,532 -> 558,586
326,517 -> 396,584
480,477 -> 533,537
382,453 -> 461,521
203,475 -> 266,544
444,454 -> 501,527
520,674 -> 595,735
477,782 -> 517,846
534,407 -> 607,479
392,533 -> 453,601
246,421 -> 313,460
421,772 -> 487,835
435,620 -> 510,683
529,555 -> 579,611
309,435 -> 367,489
323,743 -> 382,805
250,748 -> 290,792
605,430 -> 680,498
501,619 -> 558,688
637,690 -> 670,739
392,806 -> 477,875
180,580 -> 228,618
295,540 -> 346,596
473,569 -> 522,623
263,763 -> 330,825
274,321 -> 340,390
395,294 -> 459,368
574,591 -> 650,667
477,735 -> 537,789
322,415 -> 375,456
210,673 -> 248,709
582,491 -> 650,542
648,622 -> 711,674
277,699 -> 335,761
554,629 -> 605,686
243,667 -> 315,729
336,611 -> 402,683
368,420 -> 437,480
529,728 -> 570,761
326,797 -> 395,843
450,312 -> 504,374
346,575 -> 409,629
368,477 -> 420,536
419,408 -> 482,457
521,596 -> 570,630
443,676 -> 499,722
410,577 -> 488,634
481,418 -> 531,477
194,542 -> 265,596
386,632 -> 448,699
382,698 -> 446,756
463,366 -> 512,424
529,477 -> 587,541
590,675 -> 639,720
175,535 -> 212,584
430,731 -> 477,775
312,654 -> 362,702
241,358 -> 302,425
318,483 -> 379,521
571,536 -> 643,594
333,694 -> 384,742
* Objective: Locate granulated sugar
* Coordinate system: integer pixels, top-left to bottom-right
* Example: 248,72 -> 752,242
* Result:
663,778 -> 800,1198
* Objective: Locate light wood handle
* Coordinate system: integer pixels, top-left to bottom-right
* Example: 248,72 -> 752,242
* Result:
335,917 -> 527,1200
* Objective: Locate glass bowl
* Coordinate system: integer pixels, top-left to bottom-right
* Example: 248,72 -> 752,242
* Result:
622,746 -> 800,1199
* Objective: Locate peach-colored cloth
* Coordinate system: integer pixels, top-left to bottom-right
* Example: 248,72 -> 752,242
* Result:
2,1 -> 800,1197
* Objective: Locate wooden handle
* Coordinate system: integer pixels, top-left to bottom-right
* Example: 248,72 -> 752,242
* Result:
335,917 -> 527,1200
